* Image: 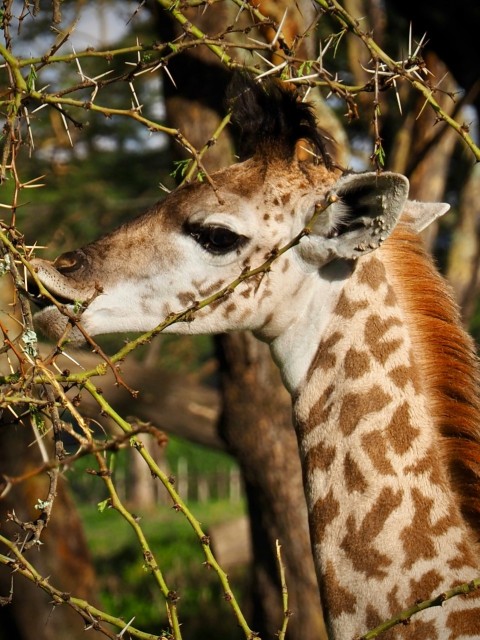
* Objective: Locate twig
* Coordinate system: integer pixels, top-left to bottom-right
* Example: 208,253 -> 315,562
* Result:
276,541 -> 290,640
313,0 -> 480,161
0,534 -> 163,639
84,379 -> 257,640
356,578 -> 480,639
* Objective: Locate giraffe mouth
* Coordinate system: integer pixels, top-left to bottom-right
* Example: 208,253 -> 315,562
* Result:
26,279 -> 75,310
28,258 -> 91,344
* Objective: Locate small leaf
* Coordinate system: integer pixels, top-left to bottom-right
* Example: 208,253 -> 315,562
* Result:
97,499 -> 110,513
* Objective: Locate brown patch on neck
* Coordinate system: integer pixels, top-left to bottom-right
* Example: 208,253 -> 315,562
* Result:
401,487 -> 458,570
303,383 -> 335,435
447,608 -> 480,636
340,486 -> 403,578
322,561 -> 357,620
364,314 -> 403,365
357,256 -> 388,290
343,452 -> 368,493
338,385 -> 392,437
334,290 -> 368,319
382,223 -> 480,544
385,402 -> 420,455
306,332 -> 342,381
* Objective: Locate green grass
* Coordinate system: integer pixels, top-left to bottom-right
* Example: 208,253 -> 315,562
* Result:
77,499 -> 249,639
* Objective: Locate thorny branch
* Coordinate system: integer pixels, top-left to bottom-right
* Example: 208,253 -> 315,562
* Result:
0,1 -> 479,639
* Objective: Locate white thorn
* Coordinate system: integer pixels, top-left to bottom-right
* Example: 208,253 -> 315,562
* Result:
413,31 -> 428,58
234,0 -> 247,23
72,44 -> 85,82
163,65 -> 177,89
253,50 -> 276,69
256,61 -> 287,80
56,104 -> 73,147
271,8 -> 288,47
118,617 -> 136,638
286,73 -> 319,83
393,78 -> 402,115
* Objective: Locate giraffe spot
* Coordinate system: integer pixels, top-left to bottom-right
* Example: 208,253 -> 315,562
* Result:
385,402 -> 420,455
274,213 -> 284,223
339,385 -> 392,437
364,314 -> 404,365
263,213 -> 270,220
388,363 -> 420,392
322,561 -> 357,620
310,488 -> 340,543
397,619 -> 439,639
333,290 -> 368,319
447,608 -> 480,638
196,278 -> 225,297
304,440 -> 336,474
281,257 -> 290,273
361,430 -> 395,476
281,192 -> 291,205
344,347 -> 371,379
307,331 -> 343,381
302,383 -> 335,435
387,585 -> 402,618
401,487 -> 457,570
177,290 -> 196,307
404,449 -> 447,488
358,257 -> 388,291
408,570 -> 443,604
447,539 -> 479,570
368,612 -> 439,640
340,486 -> 403,578
365,605 -> 383,632
223,302 -> 237,317
384,284 -> 397,306
343,452 -> 368,493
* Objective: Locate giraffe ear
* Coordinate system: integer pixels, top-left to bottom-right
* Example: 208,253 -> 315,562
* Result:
299,172 -> 409,265
403,200 -> 450,232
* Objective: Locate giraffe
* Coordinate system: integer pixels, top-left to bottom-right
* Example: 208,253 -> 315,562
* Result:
31,77 -> 480,638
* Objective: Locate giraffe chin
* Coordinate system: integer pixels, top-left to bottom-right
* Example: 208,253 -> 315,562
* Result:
34,305 -> 86,346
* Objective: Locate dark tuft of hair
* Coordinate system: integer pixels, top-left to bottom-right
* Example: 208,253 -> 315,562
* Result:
227,72 -> 334,168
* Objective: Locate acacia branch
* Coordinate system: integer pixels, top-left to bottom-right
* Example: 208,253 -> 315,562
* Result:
357,578 -> 480,639
83,379 -> 257,640
0,534 -> 164,639
314,0 -> 480,161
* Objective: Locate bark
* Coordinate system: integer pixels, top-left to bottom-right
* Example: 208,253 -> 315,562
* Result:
447,164 -> 480,322
216,334 -> 326,639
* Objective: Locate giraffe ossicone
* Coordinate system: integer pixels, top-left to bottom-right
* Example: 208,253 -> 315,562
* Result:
32,77 -> 480,639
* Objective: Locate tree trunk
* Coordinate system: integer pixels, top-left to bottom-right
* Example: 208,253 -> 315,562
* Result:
216,333 -> 325,638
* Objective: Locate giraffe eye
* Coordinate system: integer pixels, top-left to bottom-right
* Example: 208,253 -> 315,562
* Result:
187,223 -> 247,255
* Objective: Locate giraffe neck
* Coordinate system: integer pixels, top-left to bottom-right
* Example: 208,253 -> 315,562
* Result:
282,254 -> 480,639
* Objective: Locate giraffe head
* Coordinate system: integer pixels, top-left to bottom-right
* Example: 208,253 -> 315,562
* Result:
31,77 -> 446,345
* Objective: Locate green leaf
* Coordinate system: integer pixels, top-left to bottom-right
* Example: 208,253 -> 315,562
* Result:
97,499 -> 110,513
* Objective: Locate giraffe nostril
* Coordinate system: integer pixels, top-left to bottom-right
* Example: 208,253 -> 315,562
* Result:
53,250 -> 86,274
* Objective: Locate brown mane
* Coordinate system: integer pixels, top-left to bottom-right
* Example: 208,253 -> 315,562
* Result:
383,221 -> 480,544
